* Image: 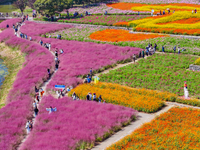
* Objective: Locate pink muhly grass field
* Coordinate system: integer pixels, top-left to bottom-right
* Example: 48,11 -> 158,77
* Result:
20,21 -> 72,39
0,18 -> 21,29
0,29 -> 55,103
0,27 -> 54,148
37,38 -> 142,90
21,95 -> 138,150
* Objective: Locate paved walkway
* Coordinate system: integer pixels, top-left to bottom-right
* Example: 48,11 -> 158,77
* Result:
16,23 -> 57,150
92,105 -> 174,150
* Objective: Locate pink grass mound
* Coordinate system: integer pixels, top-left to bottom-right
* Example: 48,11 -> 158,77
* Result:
20,21 -> 72,38
0,18 -> 21,29
21,95 -> 137,150
34,38 -> 143,90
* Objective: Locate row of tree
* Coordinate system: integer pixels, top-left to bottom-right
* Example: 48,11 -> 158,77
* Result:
14,0 -> 111,15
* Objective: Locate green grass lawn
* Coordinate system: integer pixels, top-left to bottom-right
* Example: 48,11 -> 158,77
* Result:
100,53 -> 200,97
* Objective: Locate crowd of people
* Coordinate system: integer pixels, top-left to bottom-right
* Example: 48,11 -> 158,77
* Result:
72,92 -> 105,103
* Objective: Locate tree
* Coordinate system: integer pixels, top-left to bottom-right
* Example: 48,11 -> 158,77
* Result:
28,0 -> 36,9
34,0 -> 73,16
14,0 -> 28,14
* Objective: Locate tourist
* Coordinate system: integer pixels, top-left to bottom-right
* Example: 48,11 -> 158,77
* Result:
86,11 -> 88,16
184,81 -> 187,89
39,40 -> 43,46
90,68 -> 93,77
168,9 -> 170,14
87,76 -> 91,83
34,106 -> 39,117
12,24 -> 15,29
46,106 -> 57,114
103,100 -> 106,104
132,54 -> 136,63
138,11 -> 140,15
72,92 -> 77,100
26,14 -> 29,20
173,10 -> 175,13
49,34 -> 51,38
6,24 -> 9,28
55,57 -> 58,63
163,10 -> 165,15
89,93 -> 92,100
55,50 -> 58,57
60,49 -> 63,54
25,120 -> 32,134
93,93 -> 96,101
192,10 -> 194,14
35,86 -> 39,93
104,10 -> 108,15
83,78 -> 87,83
98,95 -> 102,103
142,50 -> 144,58
178,47 -> 180,54
86,93 -> 90,100
160,10 -> 162,15
162,45 -> 165,52
33,100 -> 37,108
195,9 -> 197,13
49,43 -> 51,51
154,43 -> 157,52
47,68 -> 51,78
29,36 -> 32,41
173,46 -> 176,54
139,51 -> 141,58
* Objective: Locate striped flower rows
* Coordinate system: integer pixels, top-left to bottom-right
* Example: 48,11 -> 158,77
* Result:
107,107 -> 200,150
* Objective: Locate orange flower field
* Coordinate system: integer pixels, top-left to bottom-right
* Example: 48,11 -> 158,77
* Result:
107,3 -> 200,13
90,29 -> 167,42
68,82 -> 179,113
107,107 -> 200,150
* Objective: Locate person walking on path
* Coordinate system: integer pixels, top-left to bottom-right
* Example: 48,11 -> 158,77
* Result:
178,47 -> 180,54
46,106 -> 57,114
86,93 -> 90,100
90,68 -> 93,78
34,106 -> 39,117
72,92 -> 77,100
25,120 -> 32,134
132,54 -> 136,63
98,95 -> 102,103
47,69 -> 51,79
142,50 -> 144,58
93,93 -> 97,101
49,43 -> 51,51
162,45 -> 165,53
173,46 -> 176,54
55,50 -> 58,57
154,43 -> 157,52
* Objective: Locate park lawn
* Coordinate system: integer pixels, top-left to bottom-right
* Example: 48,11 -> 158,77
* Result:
107,107 -> 200,150
100,53 -> 200,97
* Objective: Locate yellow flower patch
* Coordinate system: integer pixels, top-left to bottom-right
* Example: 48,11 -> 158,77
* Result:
69,82 -> 177,113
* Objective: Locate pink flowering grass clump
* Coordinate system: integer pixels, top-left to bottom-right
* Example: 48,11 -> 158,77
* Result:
0,18 -> 21,29
0,96 -> 33,150
39,38 -> 143,90
20,21 -> 72,39
21,95 -> 137,150
0,28 -> 55,103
